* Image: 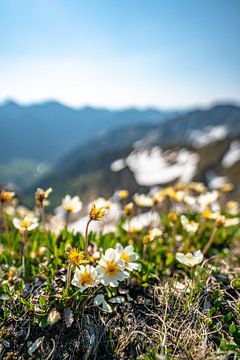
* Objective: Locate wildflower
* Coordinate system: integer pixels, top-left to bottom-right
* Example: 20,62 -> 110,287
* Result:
152,193 -> 164,206
97,248 -> 129,287
90,204 -> 108,221
168,212 -> 177,223
197,191 -> 219,210
226,201 -> 239,215
0,190 -> 15,203
13,216 -> 39,233
220,183 -> 233,193
133,193 -> 153,207
47,309 -> 61,325
170,191 -> 185,202
215,215 -> 239,228
149,227 -> 162,240
62,195 -> 82,214
202,209 -> 219,220
144,228 -> 163,244
72,264 -> 99,292
67,248 -> 87,266
35,187 -> 52,206
122,211 -> 160,233
176,250 -> 203,267
124,202 -> 134,216
184,195 -> 196,207
180,215 -> 199,233
35,187 -> 52,230
0,190 -> 15,240
118,190 -> 129,200
223,218 -> 239,227
189,182 -> 206,193
115,244 -> 140,271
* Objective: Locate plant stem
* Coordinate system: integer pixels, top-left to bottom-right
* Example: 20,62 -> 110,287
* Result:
85,219 -> 92,259
203,225 -> 218,255
0,202 -> 10,243
143,244 -> 147,260
41,205 -> 46,231
67,263 -> 72,289
22,230 -> 26,278
65,212 -> 70,229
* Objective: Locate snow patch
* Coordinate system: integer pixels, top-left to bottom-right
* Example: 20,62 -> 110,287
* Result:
190,125 -> 229,148
206,170 -> 228,189
110,159 -> 126,172
123,147 -> 199,186
222,140 -> 240,168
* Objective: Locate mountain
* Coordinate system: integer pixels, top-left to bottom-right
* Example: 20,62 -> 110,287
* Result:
23,104 -> 240,206
0,100 -> 177,164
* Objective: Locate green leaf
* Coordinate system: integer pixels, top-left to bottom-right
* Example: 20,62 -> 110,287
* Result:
229,322 -> 237,336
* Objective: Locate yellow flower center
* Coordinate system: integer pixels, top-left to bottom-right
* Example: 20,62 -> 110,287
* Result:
121,252 -> 130,264
21,220 -> 30,228
65,204 -> 74,213
68,249 -> 85,266
105,261 -> 119,276
0,192 -> 14,202
80,271 -> 93,285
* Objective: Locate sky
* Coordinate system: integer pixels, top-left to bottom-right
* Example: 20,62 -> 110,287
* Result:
0,0 -> 240,109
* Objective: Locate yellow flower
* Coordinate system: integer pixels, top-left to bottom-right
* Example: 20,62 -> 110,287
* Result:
168,212 -> 177,223
89,204 -> 108,221
220,183 -> 233,193
124,202 -> 134,216
202,209 -> 217,220
0,190 -> 15,203
35,187 -> 52,206
118,190 -> 129,200
67,248 -> 87,266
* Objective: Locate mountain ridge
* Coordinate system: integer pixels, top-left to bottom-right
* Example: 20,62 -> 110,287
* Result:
0,99 -> 178,163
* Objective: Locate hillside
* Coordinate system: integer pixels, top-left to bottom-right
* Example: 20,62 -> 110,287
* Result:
23,104 -> 240,206
0,100 -> 175,163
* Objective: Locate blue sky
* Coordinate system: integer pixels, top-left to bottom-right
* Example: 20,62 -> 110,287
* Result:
0,0 -> 239,108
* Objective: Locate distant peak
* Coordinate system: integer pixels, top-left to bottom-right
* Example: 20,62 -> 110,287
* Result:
2,99 -> 20,107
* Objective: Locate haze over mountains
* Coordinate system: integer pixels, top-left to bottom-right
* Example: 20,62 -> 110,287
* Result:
20,103 -> 240,205
0,100 -> 177,163
1,99 -> 240,204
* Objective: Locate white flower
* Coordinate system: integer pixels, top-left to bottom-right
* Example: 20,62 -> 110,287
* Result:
115,244 -> 140,271
223,217 -> 239,227
71,264 -> 99,292
13,216 -> 39,232
176,250 -> 203,267
133,193 -> 153,207
180,215 -> 199,233
184,195 -> 196,206
88,197 -> 112,211
96,248 -> 129,287
62,195 -> 83,214
47,309 -> 61,325
148,228 -> 162,241
122,211 -> 160,233
226,201 -> 239,215
197,191 -> 219,210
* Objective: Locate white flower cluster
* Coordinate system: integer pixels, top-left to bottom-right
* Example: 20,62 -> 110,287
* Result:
71,244 -> 140,292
